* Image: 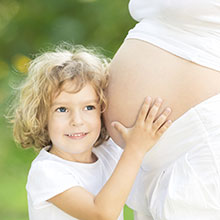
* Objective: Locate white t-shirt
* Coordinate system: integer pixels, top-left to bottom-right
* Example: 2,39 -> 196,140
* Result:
26,139 -> 123,220
126,0 -> 220,71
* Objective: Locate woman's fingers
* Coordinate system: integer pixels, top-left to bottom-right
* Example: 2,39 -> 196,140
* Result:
136,97 -> 152,123
152,107 -> 172,131
145,98 -> 163,125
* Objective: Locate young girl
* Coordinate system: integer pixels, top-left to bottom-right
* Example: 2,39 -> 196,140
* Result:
10,44 -> 172,220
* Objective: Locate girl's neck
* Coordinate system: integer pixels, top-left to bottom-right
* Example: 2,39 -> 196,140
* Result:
49,146 -> 98,164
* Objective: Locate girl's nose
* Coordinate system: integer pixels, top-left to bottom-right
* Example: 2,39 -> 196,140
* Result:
70,111 -> 84,126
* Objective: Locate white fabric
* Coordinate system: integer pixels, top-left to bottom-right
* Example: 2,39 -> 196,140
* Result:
126,93 -> 220,219
126,0 -> 220,71
26,139 -> 123,220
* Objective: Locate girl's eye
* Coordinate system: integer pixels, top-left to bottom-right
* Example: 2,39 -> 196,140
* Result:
85,105 -> 95,111
56,107 -> 67,112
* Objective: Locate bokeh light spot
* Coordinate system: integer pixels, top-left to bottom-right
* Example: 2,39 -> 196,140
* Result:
12,55 -> 31,74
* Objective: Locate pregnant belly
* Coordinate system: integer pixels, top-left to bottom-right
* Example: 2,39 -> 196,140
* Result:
104,39 -> 220,147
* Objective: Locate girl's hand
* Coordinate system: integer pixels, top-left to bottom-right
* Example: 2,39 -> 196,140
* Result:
111,97 -> 172,155
48,97 -> 172,220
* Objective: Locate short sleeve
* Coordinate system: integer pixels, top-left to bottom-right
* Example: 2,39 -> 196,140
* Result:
26,160 -> 80,208
104,138 -> 123,160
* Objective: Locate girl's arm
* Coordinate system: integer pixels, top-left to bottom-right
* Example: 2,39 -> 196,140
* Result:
48,97 -> 172,220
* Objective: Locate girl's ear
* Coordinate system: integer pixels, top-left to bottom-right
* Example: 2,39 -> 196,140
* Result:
100,104 -> 105,113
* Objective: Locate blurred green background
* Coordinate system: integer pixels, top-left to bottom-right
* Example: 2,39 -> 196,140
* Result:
0,0 -> 136,219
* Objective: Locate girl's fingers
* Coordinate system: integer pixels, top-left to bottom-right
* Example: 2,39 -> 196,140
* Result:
156,120 -> 172,137
145,98 -> 163,125
136,97 -> 152,123
153,107 -> 172,131
111,121 -> 127,136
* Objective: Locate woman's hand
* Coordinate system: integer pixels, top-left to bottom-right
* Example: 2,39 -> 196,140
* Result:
112,97 -> 172,155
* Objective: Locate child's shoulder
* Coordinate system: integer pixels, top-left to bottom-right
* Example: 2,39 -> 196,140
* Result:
26,149 -> 83,208
26,148 -> 81,203
28,147 -> 71,178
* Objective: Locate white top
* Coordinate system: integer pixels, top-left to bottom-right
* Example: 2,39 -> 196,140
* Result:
126,94 -> 220,219
126,0 -> 220,71
26,139 -> 123,220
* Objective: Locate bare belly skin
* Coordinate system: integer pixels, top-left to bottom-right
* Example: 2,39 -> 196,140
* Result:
104,39 -> 220,147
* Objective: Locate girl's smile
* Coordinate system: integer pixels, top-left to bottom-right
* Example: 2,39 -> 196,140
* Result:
65,132 -> 88,140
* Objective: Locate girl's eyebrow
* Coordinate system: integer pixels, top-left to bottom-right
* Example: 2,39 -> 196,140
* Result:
51,99 -> 99,107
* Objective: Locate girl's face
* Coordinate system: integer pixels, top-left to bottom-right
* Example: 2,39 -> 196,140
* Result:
48,81 -> 101,163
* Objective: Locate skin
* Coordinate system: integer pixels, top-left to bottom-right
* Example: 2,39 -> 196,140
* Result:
46,80 -> 172,220
104,39 -> 220,147
48,81 -> 101,163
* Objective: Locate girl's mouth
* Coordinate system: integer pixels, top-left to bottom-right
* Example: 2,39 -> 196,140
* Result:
65,132 -> 88,139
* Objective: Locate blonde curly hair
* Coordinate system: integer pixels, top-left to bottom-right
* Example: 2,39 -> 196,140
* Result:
10,44 -> 110,151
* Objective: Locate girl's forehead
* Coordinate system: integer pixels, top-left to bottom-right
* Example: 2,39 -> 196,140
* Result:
63,80 -> 97,95
52,82 -> 98,104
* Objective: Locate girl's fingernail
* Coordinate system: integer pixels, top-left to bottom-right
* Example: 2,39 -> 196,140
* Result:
155,97 -> 162,105
166,107 -> 171,113
157,97 -> 162,102
167,120 -> 172,124
146,96 -> 151,102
